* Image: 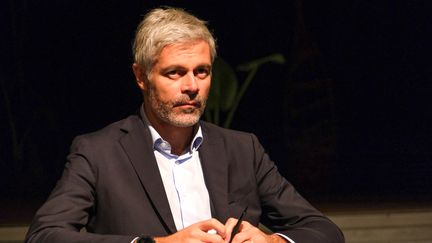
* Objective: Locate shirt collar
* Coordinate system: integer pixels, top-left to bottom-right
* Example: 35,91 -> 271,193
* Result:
140,104 -> 203,154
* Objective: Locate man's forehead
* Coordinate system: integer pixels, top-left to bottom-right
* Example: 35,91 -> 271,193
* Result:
156,40 -> 212,65
160,40 -> 210,54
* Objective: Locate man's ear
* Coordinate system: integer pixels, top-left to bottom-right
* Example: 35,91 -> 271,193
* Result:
132,63 -> 147,91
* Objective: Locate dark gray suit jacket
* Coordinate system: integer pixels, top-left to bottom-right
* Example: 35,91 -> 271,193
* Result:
25,113 -> 344,243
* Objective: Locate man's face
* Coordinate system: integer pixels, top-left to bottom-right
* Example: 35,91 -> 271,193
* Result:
140,40 -> 212,128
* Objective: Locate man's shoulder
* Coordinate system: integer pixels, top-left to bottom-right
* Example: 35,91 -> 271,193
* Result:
199,120 -> 255,141
73,114 -> 143,145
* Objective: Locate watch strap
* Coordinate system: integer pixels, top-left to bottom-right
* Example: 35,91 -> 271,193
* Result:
137,235 -> 155,243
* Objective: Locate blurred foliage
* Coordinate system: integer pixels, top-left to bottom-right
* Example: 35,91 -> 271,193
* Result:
205,54 -> 285,128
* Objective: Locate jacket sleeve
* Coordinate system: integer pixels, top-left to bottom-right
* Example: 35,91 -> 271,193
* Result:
24,137 -> 136,243
250,134 -> 345,243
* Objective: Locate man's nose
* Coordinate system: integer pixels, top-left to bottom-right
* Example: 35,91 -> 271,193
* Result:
181,73 -> 199,94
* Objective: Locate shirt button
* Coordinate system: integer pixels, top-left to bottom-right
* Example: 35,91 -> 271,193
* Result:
161,142 -> 169,148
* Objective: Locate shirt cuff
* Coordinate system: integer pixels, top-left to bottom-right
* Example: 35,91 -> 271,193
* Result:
276,233 -> 295,243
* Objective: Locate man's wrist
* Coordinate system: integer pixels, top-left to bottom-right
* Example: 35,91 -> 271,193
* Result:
135,236 -> 155,243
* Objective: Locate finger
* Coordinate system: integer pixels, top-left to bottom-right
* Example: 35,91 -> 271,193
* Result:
199,218 -> 226,238
230,230 -> 251,243
197,230 -> 225,243
240,220 -> 253,229
226,219 -> 254,243
230,222 -> 259,243
224,217 -> 239,242
182,223 -> 224,243
231,227 -> 262,243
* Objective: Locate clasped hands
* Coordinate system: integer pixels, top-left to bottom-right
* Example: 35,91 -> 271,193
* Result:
154,218 -> 285,243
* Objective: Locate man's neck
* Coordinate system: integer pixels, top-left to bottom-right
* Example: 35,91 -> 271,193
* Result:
144,106 -> 195,156
156,124 -> 194,156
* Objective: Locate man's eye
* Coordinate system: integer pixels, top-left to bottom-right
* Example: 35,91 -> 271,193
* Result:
195,68 -> 210,79
165,70 -> 181,79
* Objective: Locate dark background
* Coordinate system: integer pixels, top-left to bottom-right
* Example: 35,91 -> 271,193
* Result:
1,0 -> 431,223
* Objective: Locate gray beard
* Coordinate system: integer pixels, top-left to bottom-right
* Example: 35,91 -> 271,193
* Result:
146,85 -> 206,127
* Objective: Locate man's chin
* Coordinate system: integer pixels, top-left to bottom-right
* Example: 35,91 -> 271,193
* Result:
177,106 -> 200,114
168,114 -> 201,127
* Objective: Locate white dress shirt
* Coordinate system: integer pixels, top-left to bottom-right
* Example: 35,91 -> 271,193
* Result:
141,109 -> 211,230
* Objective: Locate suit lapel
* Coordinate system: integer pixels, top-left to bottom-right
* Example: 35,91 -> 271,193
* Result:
199,123 -> 230,223
119,117 -> 177,234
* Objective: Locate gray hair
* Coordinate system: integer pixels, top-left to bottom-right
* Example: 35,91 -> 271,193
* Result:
132,7 -> 217,77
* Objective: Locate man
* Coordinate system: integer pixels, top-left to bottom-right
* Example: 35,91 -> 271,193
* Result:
25,7 -> 344,243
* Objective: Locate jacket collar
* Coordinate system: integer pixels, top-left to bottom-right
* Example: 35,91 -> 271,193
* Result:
199,121 -> 230,222
119,113 -> 177,233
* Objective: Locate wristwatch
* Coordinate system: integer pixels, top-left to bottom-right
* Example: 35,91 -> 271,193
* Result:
137,236 -> 155,243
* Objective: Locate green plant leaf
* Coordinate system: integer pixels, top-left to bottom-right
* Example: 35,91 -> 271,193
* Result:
237,53 -> 285,71
208,57 -> 238,112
